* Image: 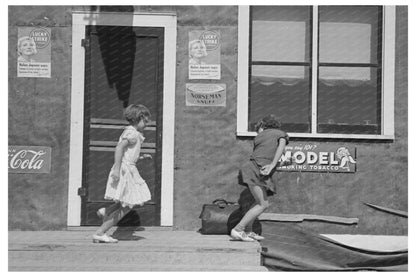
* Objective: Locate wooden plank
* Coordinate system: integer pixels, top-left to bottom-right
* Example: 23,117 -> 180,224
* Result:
90,141 -> 155,148
84,200 -> 156,205
90,124 -> 156,131
364,202 -> 408,218
259,213 -> 359,225
91,118 -> 156,127
89,147 -> 155,153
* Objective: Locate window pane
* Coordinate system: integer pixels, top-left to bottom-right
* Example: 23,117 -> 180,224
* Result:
249,65 -> 310,133
319,6 -> 381,64
318,67 -> 381,134
251,6 -> 311,62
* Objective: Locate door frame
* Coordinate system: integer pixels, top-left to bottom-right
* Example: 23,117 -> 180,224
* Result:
68,11 -> 177,227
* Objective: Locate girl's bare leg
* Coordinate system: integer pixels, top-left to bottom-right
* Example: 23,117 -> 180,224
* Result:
235,185 -> 269,231
95,206 -> 131,235
101,202 -> 121,220
244,202 -> 257,232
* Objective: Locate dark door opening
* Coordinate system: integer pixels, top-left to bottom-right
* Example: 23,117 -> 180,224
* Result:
80,25 -> 164,226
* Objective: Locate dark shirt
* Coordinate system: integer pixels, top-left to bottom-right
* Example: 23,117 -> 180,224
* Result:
250,128 -> 289,166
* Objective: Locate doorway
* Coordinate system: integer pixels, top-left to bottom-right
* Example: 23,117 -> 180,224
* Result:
80,26 -> 163,226
68,12 -> 176,227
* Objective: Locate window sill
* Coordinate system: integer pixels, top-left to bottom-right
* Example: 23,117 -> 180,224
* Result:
236,131 -> 394,141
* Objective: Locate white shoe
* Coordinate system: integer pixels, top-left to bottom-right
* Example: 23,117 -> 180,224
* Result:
230,229 -> 255,242
106,235 -> 118,243
92,233 -> 118,243
247,232 -> 264,241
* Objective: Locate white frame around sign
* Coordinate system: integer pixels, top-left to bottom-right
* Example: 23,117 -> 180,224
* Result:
68,11 -> 177,227
237,5 -> 396,140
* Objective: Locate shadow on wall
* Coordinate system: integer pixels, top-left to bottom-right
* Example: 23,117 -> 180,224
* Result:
87,6 -> 136,108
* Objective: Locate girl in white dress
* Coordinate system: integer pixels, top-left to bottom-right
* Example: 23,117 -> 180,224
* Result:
92,104 -> 152,243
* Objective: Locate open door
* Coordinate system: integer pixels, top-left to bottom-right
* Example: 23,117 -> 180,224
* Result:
80,25 -> 164,226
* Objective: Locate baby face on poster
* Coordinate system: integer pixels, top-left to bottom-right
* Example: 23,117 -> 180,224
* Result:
189,39 -> 208,65
17,36 -> 38,62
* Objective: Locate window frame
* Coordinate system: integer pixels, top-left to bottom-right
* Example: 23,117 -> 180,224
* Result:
237,5 -> 396,140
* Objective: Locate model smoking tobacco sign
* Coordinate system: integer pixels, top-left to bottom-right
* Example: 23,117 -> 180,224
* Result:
277,144 -> 357,173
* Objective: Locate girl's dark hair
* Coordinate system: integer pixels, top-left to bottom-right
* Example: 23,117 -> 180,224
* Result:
255,114 -> 281,131
124,104 -> 151,124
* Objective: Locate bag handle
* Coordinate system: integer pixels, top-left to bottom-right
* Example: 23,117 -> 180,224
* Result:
212,198 -> 237,206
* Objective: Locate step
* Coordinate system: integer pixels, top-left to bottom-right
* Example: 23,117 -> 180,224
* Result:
9,230 -> 263,270
9,248 -> 260,267
9,263 -> 268,272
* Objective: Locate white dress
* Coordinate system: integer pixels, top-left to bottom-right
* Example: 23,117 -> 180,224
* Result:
104,126 -> 151,208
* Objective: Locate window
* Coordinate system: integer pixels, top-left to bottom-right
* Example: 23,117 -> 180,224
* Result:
237,6 -> 396,139
250,6 -> 312,133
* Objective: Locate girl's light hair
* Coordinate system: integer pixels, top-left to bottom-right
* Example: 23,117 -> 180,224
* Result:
124,104 -> 151,124
189,39 -> 208,57
17,36 -> 38,56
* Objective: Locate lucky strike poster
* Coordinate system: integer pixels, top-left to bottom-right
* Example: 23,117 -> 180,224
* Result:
188,30 -> 221,80
17,27 -> 51,78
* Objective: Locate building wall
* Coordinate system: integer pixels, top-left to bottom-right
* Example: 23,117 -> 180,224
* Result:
8,6 -> 408,234
166,5 -> 408,235
8,6 -> 73,230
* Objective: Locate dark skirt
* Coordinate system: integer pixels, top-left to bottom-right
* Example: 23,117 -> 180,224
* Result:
239,160 -> 278,196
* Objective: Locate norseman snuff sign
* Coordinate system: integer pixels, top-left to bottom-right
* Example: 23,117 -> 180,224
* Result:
277,144 -> 357,173
8,146 -> 52,174
186,83 -> 226,106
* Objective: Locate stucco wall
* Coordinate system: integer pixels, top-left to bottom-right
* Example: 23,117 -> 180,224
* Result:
8,6 -> 407,234
8,6 -> 73,230
167,5 -> 408,235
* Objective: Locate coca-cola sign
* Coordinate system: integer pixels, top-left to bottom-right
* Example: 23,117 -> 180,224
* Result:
8,146 -> 51,174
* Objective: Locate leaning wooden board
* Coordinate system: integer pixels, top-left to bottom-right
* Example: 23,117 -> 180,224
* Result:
258,213 -> 359,225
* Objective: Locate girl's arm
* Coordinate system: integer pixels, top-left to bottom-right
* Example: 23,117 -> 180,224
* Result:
111,139 -> 129,181
260,138 -> 287,176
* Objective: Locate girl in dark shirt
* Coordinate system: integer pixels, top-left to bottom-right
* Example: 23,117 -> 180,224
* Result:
231,114 -> 289,242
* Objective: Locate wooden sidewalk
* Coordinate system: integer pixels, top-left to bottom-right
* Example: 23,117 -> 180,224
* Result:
9,228 -> 267,271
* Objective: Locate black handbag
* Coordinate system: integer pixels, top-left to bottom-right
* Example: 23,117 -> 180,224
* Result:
199,199 -> 242,235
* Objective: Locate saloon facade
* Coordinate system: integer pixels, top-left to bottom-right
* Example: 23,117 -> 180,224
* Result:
8,6 -> 407,236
